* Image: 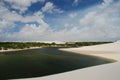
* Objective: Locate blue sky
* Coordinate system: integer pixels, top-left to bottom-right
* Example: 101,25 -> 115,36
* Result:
0,0 -> 120,41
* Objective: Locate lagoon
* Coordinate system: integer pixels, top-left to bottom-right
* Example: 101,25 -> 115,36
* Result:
0,47 -> 111,80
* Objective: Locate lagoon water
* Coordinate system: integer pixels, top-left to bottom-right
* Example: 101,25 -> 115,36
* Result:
0,48 -> 111,79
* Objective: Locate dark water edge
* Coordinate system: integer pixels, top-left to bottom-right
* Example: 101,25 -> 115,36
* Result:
0,47 -> 112,80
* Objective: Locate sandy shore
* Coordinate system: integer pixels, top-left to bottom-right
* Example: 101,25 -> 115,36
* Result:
0,47 -> 42,52
59,41 -> 120,61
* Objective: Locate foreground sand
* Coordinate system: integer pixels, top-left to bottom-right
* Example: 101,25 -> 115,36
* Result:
60,41 -> 120,61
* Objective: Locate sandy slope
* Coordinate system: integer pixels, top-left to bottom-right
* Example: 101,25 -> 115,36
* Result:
59,41 -> 120,61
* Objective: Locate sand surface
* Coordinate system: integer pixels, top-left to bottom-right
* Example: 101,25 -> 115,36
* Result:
59,41 -> 120,61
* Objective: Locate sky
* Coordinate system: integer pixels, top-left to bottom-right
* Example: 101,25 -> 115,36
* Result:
0,0 -> 120,42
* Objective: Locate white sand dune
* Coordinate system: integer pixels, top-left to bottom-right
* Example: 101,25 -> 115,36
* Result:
60,41 -> 120,61
14,41 -> 120,80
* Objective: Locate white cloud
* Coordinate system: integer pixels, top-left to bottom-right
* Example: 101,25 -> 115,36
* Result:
69,12 -> 77,18
64,23 -> 75,28
4,0 -> 45,13
0,1 -> 49,41
0,0 -> 120,41
42,2 -> 54,13
64,23 -> 69,27
100,0 -> 113,9
0,20 -> 15,32
42,2 -> 63,13
0,9 -> 44,23
3,23 -> 52,41
73,0 -> 78,4
78,0 -> 120,41
0,0 -> 45,24
16,24 -> 48,38
73,0 -> 81,6
79,11 -> 97,26
79,0 -> 119,27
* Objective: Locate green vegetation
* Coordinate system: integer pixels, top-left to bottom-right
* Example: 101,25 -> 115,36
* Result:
74,42 -> 111,47
0,42 -> 50,50
64,42 -> 112,47
0,42 -> 112,50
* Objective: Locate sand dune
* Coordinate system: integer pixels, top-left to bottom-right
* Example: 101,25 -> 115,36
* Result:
60,41 -> 120,61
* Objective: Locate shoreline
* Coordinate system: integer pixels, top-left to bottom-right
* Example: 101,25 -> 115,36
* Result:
0,47 -> 42,53
59,49 -> 117,62
1,41 -> 120,62
59,41 -> 120,62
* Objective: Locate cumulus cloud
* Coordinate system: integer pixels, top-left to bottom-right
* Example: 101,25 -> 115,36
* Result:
0,6 -> 45,24
10,24 -> 50,41
0,1 -> 49,41
0,8 -> 48,31
42,2 -> 63,13
0,21 -> 50,41
79,11 -> 97,26
0,0 -> 44,24
53,0 -> 120,41
100,0 -> 113,9
0,0 -> 120,41
74,0 -> 78,3
64,23 -> 69,27
78,0 -> 120,41
73,0 -> 81,6
0,20 -> 15,32
69,12 -> 77,18
4,0 -> 45,13
64,23 -> 75,28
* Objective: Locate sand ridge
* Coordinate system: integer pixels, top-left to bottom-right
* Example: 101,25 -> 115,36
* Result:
59,41 -> 120,61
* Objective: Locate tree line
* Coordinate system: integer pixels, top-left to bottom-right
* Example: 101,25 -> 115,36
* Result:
0,42 -> 112,50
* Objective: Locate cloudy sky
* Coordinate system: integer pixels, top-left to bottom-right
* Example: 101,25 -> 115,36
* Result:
0,0 -> 120,42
